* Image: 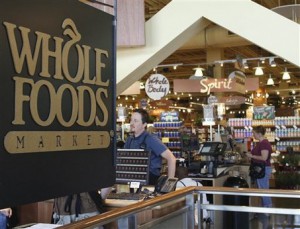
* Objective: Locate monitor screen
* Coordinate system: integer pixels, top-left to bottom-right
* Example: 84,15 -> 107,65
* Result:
115,149 -> 151,186
201,146 -> 211,153
198,142 -> 226,156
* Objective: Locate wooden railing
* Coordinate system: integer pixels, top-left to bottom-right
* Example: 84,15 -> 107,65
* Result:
57,186 -> 300,229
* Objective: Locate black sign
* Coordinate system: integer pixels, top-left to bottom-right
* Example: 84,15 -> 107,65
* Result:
253,106 -> 275,120
0,0 -> 116,208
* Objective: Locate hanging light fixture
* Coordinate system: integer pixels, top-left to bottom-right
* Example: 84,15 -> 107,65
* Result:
254,62 -> 264,75
193,67 -> 204,76
269,57 -> 276,67
267,74 -> 274,86
242,59 -> 249,69
282,67 -> 291,80
189,67 -> 204,79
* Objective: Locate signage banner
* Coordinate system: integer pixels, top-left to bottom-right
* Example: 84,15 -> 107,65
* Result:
149,100 -> 173,109
203,104 -> 215,121
173,77 -> 259,94
218,96 -> 246,105
253,106 -> 275,120
160,111 -> 179,122
145,74 -> 169,100
0,0 -> 115,207
207,95 -> 218,104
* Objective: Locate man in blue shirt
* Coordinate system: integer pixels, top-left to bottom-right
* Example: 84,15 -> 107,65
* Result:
0,208 -> 12,228
124,109 -> 176,185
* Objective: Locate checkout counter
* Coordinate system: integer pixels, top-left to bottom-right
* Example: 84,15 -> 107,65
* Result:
104,141 -> 250,229
16,143 -> 250,228
183,141 -> 250,228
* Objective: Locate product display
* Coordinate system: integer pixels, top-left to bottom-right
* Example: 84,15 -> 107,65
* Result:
229,117 -> 300,153
153,121 -> 183,158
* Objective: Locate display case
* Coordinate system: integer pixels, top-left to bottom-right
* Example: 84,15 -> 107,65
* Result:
228,117 -> 300,154
153,121 -> 183,158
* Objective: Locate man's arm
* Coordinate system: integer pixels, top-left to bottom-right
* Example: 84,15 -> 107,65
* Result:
161,149 -> 176,178
0,208 -> 12,217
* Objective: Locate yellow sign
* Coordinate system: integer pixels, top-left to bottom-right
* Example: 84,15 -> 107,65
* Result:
5,131 -> 110,154
161,137 -> 170,143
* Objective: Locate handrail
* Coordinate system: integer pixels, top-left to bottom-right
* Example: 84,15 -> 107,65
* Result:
57,187 -> 195,228
194,186 -> 300,197
57,186 -> 300,229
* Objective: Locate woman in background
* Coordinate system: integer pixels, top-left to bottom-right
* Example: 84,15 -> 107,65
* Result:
246,125 -> 272,208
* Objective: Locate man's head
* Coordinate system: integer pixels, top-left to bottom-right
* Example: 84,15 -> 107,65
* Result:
130,109 -> 149,137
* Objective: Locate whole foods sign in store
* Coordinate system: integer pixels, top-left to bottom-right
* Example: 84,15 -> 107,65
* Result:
145,74 -> 170,100
0,0 -> 115,208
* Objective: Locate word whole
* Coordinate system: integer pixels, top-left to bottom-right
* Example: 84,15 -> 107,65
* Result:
4,18 -> 110,128
145,74 -> 169,100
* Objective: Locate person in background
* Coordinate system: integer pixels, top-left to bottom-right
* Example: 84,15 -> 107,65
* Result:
223,126 -> 236,151
175,167 -> 209,224
124,109 -> 176,185
0,208 -> 12,229
246,125 -> 272,208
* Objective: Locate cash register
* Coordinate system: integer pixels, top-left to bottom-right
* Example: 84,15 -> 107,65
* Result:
107,149 -> 178,201
189,142 -> 227,177
107,149 -> 151,201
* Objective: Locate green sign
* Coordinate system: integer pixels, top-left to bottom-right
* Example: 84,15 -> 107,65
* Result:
253,106 -> 275,120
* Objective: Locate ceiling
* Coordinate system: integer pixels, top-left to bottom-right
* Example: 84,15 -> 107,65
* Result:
118,0 -> 300,113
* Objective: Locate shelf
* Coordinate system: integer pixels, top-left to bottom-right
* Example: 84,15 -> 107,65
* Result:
155,127 -> 182,130
159,137 -> 181,140
156,121 -> 183,153
231,125 -> 300,129
275,137 -> 300,140
278,151 -> 300,154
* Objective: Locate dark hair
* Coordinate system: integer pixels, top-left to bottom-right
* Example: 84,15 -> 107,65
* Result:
253,125 -> 266,135
133,109 -> 149,124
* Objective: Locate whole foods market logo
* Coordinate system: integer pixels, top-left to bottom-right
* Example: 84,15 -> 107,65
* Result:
3,18 -> 111,154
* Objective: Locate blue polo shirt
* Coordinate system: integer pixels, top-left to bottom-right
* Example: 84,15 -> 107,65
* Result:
124,131 -> 168,176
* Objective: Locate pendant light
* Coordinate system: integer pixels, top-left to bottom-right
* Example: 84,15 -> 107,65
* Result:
193,67 -> 204,77
269,57 -> 276,67
267,74 -> 274,86
242,59 -> 249,69
189,67 -> 205,79
282,68 -> 291,80
254,62 -> 264,75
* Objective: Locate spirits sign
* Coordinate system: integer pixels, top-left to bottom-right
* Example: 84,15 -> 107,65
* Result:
173,78 -> 258,94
